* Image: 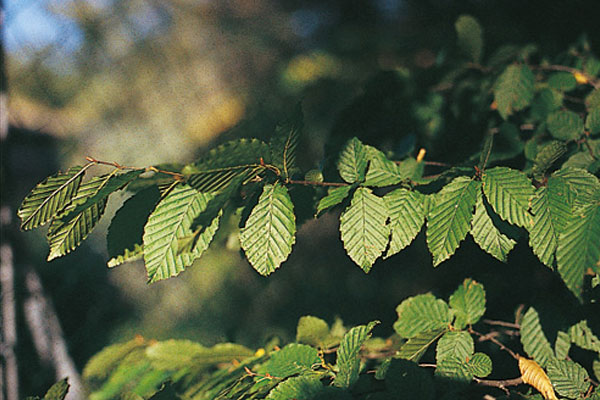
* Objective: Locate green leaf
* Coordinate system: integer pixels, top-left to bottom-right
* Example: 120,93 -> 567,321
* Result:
494,64 -> 535,119
107,186 -> 161,267
547,72 -> 577,92
553,167 -> 600,207
394,293 -> 452,338
568,320 -> 600,352
363,146 -> 404,187
531,88 -> 563,121
435,355 -> 472,382
265,376 -> 323,400
146,340 -> 253,370
46,174 -> 117,261
470,195 -> 516,262
337,137 -> 368,184
547,110 -> 584,141
528,177 -> 574,267
384,188 -> 425,259
260,344 -> 320,379
586,88 -> 600,110
61,170 -> 144,223
43,378 -> 69,400
532,141 -> 567,181
143,184 -> 220,283
239,184 -> 296,276
554,331 -> 571,360
384,359 -> 434,400
270,103 -> 303,179
520,307 -> 555,368
296,316 -> 330,348
556,202 -> 600,297
83,337 -> 146,381
183,138 -> 269,193
333,321 -> 379,388
315,185 -> 353,216
483,167 -> 534,228
594,359 -> 600,381
449,278 -> 486,329
339,187 -> 389,272
436,331 -> 474,365
18,164 -> 90,230
455,15 -> 483,63
586,108 -> 600,134
426,177 -> 480,266
468,353 -> 492,378
396,329 -> 445,362
546,360 -> 589,399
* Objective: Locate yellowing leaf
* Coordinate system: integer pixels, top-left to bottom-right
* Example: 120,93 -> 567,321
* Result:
518,356 -> 558,400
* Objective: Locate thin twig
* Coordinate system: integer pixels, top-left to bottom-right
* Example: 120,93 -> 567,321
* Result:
469,327 -> 519,360
534,64 -> 600,89
85,156 -> 185,179
473,376 -> 523,395
287,179 -> 349,187
483,319 -> 520,329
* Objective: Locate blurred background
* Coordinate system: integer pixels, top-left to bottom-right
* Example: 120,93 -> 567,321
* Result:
3,0 -> 600,396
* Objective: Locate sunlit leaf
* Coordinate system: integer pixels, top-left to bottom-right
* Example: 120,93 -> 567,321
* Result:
296,316 -> 330,348
396,329 -> 445,362
315,185 -> 353,216
265,376 -> 323,400
455,15 -> 483,63
449,278 -> 486,329
143,184 -> 220,282
270,103 -> 303,179
568,320 -> 600,352
18,164 -> 90,230
334,321 -> 379,388
470,195 -> 516,262
259,344 -> 320,379
394,293 -> 452,339
518,357 -> 558,400
146,340 -> 253,370
436,331 -> 474,365
546,359 -> 589,399
239,184 -> 296,275
468,353 -> 492,378
337,137 -> 368,184
482,167 -> 534,228
427,177 -> 480,266
339,187 -> 389,272
520,307 -> 555,368
384,188 -> 425,258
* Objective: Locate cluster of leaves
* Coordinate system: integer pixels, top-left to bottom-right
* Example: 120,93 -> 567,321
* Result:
30,279 -> 600,399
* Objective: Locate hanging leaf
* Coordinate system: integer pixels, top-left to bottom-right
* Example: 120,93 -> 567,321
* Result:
436,331 -> 474,365
333,321 -> 379,388
427,177 -> 480,266
42,378 -> 70,400
468,353 -> 492,378
568,320 -> 600,352
83,336 -> 147,381
18,164 -> 91,230
554,331 -> 571,360
520,308 -> 555,368
384,189 -> 425,259
518,357 -> 558,400
547,110 -> 584,141
546,360 -> 589,399
483,167 -> 534,227
143,185 -> 220,283
435,355 -> 473,382
556,202 -> 600,298
337,137 -> 368,184
470,195 -> 516,262
455,15 -> 483,63
363,146 -> 404,187
259,344 -> 320,379
532,141 -> 567,181
265,376 -> 323,400
296,316 -> 330,348
315,185 -> 353,216
394,293 -> 452,338
269,103 -> 303,179
449,278 -> 486,329
547,72 -> 577,92
528,177 -> 574,267
553,167 -> 600,207
146,340 -> 253,371
239,184 -> 296,276
493,64 -> 535,119
396,329 -> 445,362
46,173 -> 127,261
339,187 -> 389,272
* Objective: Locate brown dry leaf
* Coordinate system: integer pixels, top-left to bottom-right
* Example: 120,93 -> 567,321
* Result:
518,356 -> 558,400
